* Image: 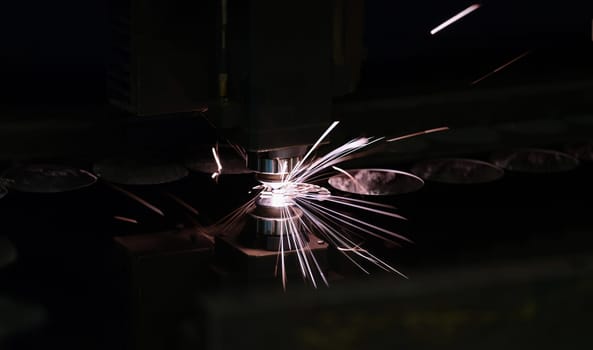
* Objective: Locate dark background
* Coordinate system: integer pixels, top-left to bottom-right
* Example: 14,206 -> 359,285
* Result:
2,1 -> 592,108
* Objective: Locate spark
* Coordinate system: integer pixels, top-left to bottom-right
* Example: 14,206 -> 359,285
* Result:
184,214 -> 215,244
332,166 -> 368,195
163,191 -> 200,216
113,216 -> 138,224
430,4 -> 481,35
288,120 -> 340,181
471,50 -> 531,85
387,126 -> 449,142
211,146 -> 223,181
204,121 -> 444,288
105,182 -> 164,216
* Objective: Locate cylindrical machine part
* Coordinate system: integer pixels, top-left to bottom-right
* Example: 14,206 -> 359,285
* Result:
250,199 -> 303,251
247,145 -> 309,182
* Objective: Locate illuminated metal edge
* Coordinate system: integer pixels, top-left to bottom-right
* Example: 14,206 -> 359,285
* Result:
249,156 -> 302,175
247,145 -> 309,175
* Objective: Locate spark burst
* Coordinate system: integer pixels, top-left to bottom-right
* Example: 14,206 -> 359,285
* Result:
205,121 -> 448,290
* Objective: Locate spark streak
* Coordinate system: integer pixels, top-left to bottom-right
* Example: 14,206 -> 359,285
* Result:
163,191 -> 200,216
430,4 -> 481,35
387,126 -> 449,142
471,50 -> 531,85
105,182 -> 164,216
205,121 -> 443,288
211,146 -> 223,180
113,216 -> 138,224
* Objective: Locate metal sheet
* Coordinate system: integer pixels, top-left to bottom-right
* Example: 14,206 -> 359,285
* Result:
93,156 -> 189,185
2,164 -> 98,193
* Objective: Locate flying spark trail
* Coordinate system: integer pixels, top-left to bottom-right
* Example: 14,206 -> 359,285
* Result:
113,216 -> 138,224
205,122 -> 445,288
471,50 -> 531,85
430,4 -> 481,35
105,182 -> 164,216
211,146 -> 223,180
163,191 -> 200,216
387,126 -> 449,142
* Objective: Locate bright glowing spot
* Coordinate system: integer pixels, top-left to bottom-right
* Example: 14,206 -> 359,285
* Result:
430,4 -> 481,35
270,192 -> 290,207
211,146 -> 223,180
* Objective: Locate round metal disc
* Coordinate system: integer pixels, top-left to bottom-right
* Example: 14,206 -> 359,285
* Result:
411,158 -> 504,184
185,146 -> 252,175
491,148 -> 579,173
93,156 -> 189,185
2,164 -> 98,193
328,168 -> 424,196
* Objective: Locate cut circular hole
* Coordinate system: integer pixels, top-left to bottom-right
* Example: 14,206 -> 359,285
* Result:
490,148 -> 579,173
411,158 -> 504,184
328,168 -> 424,196
2,164 -> 98,193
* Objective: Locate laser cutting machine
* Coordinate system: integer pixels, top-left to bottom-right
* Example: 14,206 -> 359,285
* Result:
2,1 -> 593,350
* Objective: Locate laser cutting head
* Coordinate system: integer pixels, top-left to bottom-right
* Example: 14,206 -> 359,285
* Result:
247,145 -> 309,184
